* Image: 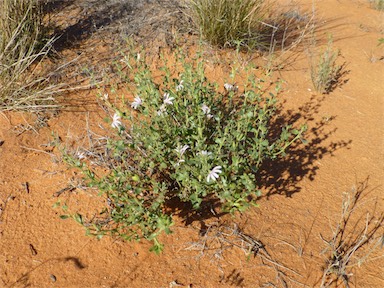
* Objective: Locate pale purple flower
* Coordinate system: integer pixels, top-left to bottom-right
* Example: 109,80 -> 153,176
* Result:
224,83 -> 238,92
176,80 -> 184,91
111,113 -> 122,129
131,96 -> 143,109
175,144 -> 189,156
163,93 -> 174,105
207,166 -> 222,183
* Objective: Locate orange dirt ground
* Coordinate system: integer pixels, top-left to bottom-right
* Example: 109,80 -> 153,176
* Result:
0,0 -> 383,287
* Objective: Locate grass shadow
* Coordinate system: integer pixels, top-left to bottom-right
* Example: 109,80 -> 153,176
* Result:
51,1 -> 134,52
9,256 -> 86,287
43,0 -> 76,14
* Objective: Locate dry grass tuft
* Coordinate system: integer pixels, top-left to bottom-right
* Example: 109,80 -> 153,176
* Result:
188,0 -> 268,49
0,0 -> 65,111
187,0 -> 314,54
320,178 -> 384,287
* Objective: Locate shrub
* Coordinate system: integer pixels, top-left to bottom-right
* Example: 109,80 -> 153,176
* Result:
188,0 -> 268,48
62,47 -> 306,253
0,0 -> 58,111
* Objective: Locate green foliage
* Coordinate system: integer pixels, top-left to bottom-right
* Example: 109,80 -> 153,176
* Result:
310,36 -> 341,94
0,0 -> 58,111
189,0 -> 268,48
63,47 -> 306,252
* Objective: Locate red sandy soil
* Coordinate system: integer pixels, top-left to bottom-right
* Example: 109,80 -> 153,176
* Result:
0,0 -> 383,287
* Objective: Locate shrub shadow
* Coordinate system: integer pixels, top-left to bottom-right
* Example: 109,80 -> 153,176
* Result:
167,197 -> 226,235
256,94 -> 352,199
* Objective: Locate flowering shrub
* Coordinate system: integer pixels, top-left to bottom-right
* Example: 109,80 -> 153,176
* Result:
64,48 -> 305,253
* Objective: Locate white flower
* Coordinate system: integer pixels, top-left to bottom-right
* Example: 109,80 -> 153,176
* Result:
111,113 -> 122,129
163,93 -> 174,105
175,144 -> 189,156
207,166 -> 222,183
76,151 -> 86,160
131,96 -> 143,109
157,104 -> 166,116
103,93 -> 109,100
137,53 -> 141,61
199,150 -> 212,156
201,104 -> 213,119
176,80 -> 184,91
224,83 -> 238,92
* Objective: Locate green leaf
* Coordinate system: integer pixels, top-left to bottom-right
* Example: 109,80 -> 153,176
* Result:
60,215 -> 70,220
132,175 -> 140,182
73,213 -> 83,225
52,201 -> 61,208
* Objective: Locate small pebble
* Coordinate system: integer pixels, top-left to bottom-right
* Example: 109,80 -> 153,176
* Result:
50,274 -> 57,282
